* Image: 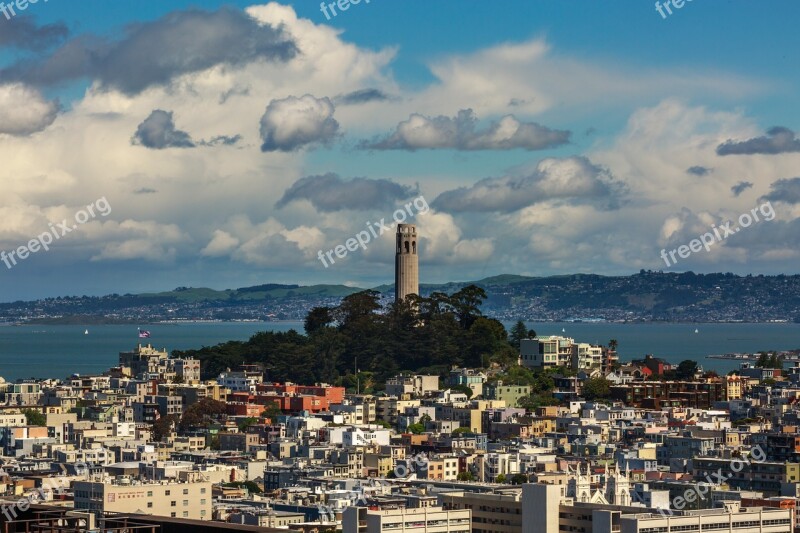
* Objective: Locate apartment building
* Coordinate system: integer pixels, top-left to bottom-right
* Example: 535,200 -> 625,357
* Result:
440,490 -> 521,533
74,477 -> 212,520
343,505 -> 471,533
421,456 -> 459,481
217,368 -> 263,393
385,375 -> 440,398
483,382 -> 530,408
0,380 -> 41,406
726,375 -> 745,400
520,337 -> 574,369
612,504 -> 792,533
693,457 -> 800,493
571,343 -> 604,371
448,368 -> 487,398
610,381 -> 725,409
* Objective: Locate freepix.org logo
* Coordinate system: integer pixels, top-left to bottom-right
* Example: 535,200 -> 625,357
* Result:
1,197 -> 112,270
317,195 -> 429,268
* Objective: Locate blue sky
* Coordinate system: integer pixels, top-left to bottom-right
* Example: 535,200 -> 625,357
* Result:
0,1 -> 799,300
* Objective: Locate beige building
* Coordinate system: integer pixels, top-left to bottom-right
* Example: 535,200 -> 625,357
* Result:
74,477 -> 212,520
344,505 -> 471,533
726,375 -> 745,400
571,343 -> 604,370
520,337 -> 574,368
614,505 -> 792,533
440,490 -> 521,533
422,456 -> 459,481
386,375 -> 440,398
522,483 -> 792,533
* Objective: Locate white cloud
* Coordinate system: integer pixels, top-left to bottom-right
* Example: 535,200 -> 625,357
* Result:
0,83 -> 59,136
259,94 -> 339,151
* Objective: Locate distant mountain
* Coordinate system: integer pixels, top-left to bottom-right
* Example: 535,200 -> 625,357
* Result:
2,271 -> 800,324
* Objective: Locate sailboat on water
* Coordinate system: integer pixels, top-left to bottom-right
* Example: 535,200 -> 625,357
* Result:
84,329 -> 89,335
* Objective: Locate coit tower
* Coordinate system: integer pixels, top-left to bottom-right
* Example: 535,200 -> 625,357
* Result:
395,224 -> 419,302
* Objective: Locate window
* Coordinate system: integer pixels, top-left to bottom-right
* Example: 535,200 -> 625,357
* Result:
200,488 -> 206,494
201,499 -> 206,505
183,488 -> 189,495
170,512 -> 176,518
182,511 -> 188,517
201,510 -> 207,517
165,490 -> 170,496
171,501 -> 176,507
147,502 -> 152,508
183,500 -> 188,506
146,491 -> 152,497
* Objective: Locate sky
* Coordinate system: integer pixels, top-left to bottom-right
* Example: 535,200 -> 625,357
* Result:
1,0 -> 799,301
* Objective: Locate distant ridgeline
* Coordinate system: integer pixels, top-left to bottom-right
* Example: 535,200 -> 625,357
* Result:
2,271 -> 800,323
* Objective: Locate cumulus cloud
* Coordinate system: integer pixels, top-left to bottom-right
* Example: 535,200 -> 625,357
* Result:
731,181 -> 753,197
433,156 -> 621,213
687,166 -> 711,176
1,7 -> 298,94
90,220 -> 189,262
360,109 -> 570,151
717,126 -> 800,156
276,173 -> 418,212
0,83 -> 59,135
335,88 -> 391,105
0,16 -> 69,51
416,212 -> 495,265
761,177 -> 800,204
132,110 -> 195,149
199,215 -> 324,267
259,94 -> 339,152
201,230 -> 240,257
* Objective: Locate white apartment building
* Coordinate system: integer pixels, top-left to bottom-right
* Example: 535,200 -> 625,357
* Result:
343,505 -> 471,533
342,427 -> 392,447
0,412 -> 28,427
331,403 -> 366,425
216,370 -> 263,392
479,452 -> 521,482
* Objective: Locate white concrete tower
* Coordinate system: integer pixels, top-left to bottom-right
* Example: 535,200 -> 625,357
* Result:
395,224 -> 419,302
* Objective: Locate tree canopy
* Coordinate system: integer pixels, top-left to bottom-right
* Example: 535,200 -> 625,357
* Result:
175,286 -> 517,387
582,377 -> 612,401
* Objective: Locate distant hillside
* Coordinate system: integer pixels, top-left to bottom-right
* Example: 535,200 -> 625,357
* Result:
3,271 -> 800,323
134,283 -> 361,303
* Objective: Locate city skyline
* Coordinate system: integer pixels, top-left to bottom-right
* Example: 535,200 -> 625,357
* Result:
1,1 -> 799,302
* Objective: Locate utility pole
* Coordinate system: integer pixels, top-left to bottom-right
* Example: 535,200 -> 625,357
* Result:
356,355 -> 360,395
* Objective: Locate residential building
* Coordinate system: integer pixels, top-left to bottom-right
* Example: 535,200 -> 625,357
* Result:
74,476 -> 212,520
343,505 -> 471,533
